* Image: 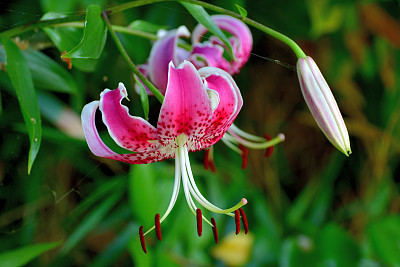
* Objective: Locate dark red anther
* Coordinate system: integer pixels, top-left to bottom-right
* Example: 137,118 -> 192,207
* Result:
239,208 -> 249,234
139,226 -> 147,253
234,209 -> 241,235
264,134 -> 274,157
211,217 -> 219,244
155,213 -> 162,241
239,144 -> 249,169
196,208 -> 203,237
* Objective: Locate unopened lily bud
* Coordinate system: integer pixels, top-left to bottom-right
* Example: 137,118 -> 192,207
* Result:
297,56 -> 351,156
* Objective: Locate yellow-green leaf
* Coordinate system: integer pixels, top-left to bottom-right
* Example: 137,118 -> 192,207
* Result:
2,38 -> 42,174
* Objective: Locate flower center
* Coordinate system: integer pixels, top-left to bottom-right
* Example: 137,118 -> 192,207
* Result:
138,133 -> 249,253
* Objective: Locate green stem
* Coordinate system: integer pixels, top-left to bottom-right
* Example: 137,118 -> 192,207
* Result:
0,15 -> 84,39
105,0 -> 306,59
55,22 -> 158,40
0,0 -> 307,58
101,11 -> 164,103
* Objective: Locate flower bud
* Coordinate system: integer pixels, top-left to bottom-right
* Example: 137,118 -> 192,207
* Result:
297,56 -> 351,156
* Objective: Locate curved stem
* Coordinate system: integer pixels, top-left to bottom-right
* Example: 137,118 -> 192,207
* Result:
105,0 -> 306,59
55,22 -> 158,40
0,15 -> 84,39
101,11 -> 164,103
0,0 -> 307,59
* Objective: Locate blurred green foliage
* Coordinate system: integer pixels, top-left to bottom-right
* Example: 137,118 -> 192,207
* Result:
1,0 -> 400,266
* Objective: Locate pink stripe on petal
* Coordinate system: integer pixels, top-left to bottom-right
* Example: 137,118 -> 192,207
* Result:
148,26 -> 190,93
157,61 -> 213,149
99,83 -> 159,153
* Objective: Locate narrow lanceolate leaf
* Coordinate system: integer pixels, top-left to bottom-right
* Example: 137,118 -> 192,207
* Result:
62,5 -> 107,59
235,4 -> 248,19
180,2 -> 236,60
23,49 -> 78,94
2,38 -> 42,174
0,241 -> 61,267
134,76 -> 149,121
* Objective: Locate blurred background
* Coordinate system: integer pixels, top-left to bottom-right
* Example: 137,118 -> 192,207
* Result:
1,0 -> 400,266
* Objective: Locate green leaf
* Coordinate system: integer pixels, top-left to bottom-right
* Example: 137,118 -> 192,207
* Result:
279,236 -> 318,267
42,13 -> 98,72
180,2 -> 236,60
134,76 -> 149,121
129,163 -> 172,227
60,192 -> 121,255
317,223 -> 360,266
235,4 -> 247,19
368,216 -> 400,266
89,223 -> 137,267
62,5 -> 107,59
22,49 -> 78,94
2,38 -> 42,174
128,20 -> 166,34
0,241 -> 61,267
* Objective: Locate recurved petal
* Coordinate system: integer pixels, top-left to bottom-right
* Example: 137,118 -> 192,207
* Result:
81,100 -> 172,164
192,15 -> 252,72
197,67 -> 243,147
99,83 -> 159,152
189,43 -> 230,72
157,61 -> 213,148
148,26 -> 190,93
297,56 -> 351,156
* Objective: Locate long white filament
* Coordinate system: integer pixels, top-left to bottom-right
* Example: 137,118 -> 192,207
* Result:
184,146 -> 238,216
144,136 -> 247,235
144,147 -> 181,236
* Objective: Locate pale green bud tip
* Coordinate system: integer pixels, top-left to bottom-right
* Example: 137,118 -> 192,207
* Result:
297,56 -> 351,156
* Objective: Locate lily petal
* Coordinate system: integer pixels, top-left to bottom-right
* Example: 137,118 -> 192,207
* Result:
190,43 -> 230,72
198,67 -> 243,146
81,99 -> 170,164
99,82 -> 159,153
148,26 -> 190,93
192,15 -> 252,74
157,61 -> 213,150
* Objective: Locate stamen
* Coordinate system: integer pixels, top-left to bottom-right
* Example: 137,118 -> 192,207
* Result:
196,208 -> 203,237
239,208 -> 249,234
235,209 -> 241,235
211,217 -> 219,244
239,144 -> 249,169
184,146 -> 247,215
139,226 -> 147,253
155,213 -> 162,241
264,134 -> 274,157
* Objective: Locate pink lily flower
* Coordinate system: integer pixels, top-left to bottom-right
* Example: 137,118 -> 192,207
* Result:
297,56 -> 351,156
191,15 -> 253,75
81,61 -> 249,252
136,15 -> 253,95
